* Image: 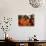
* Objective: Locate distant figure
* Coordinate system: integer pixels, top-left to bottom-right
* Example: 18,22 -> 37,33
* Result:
29,14 -> 34,26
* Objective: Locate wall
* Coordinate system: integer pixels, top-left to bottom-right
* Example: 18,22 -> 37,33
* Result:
0,0 -> 46,40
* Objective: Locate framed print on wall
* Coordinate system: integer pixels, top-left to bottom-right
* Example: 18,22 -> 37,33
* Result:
18,14 -> 35,26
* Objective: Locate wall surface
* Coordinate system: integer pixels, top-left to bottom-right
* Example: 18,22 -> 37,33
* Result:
0,0 -> 46,40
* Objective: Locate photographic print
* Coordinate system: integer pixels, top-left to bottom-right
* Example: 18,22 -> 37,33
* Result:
18,14 -> 34,26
